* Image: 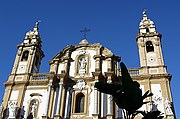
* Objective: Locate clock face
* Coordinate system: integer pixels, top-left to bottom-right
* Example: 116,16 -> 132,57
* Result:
17,65 -> 26,73
149,57 -> 155,63
19,65 -> 25,71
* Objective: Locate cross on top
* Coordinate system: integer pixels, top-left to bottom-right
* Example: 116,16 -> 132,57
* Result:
80,27 -> 91,39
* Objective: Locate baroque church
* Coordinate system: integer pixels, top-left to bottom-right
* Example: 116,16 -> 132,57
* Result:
0,11 -> 175,119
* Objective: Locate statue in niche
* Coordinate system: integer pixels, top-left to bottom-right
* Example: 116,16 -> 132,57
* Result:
164,98 -> 173,115
8,100 -> 17,118
78,56 -> 87,76
29,100 -> 38,117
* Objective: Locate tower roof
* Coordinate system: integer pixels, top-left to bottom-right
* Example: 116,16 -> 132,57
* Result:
138,10 -> 157,34
23,21 -> 42,44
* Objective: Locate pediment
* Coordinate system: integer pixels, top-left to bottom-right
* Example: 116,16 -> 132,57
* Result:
49,40 -> 120,64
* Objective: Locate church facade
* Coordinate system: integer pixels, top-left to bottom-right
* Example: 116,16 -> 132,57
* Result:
0,12 -> 175,119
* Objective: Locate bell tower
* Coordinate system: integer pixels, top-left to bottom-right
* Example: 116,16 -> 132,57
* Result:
2,22 -> 44,117
136,11 -> 167,75
10,21 -> 44,80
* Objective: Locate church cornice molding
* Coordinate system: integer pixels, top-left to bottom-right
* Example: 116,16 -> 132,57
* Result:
138,73 -> 172,80
136,32 -> 162,41
49,42 -> 104,63
17,42 -> 42,48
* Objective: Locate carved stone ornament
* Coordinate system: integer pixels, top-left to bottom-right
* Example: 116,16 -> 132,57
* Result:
154,39 -> 160,46
164,98 -> 173,115
7,100 -> 18,118
148,100 -> 158,112
79,50 -> 87,55
149,94 -> 163,112
138,39 -> 145,47
73,80 -> 86,90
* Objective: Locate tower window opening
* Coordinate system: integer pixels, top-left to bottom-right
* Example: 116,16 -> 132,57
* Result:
146,41 -> 154,52
146,27 -> 149,32
75,93 -> 85,113
21,51 -> 29,61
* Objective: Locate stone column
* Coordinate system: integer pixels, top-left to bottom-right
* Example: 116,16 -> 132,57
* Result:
94,88 -> 98,114
64,87 -> 72,119
54,81 -> 63,118
101,93 -> 106,117
44,80 -> 53,117
106,58 -> 112,72
54,61 -> 59,74
106,94 -> 113,119
52,85 -> 59,116
105,72 -> 114,119
64,59 -> 69,73
92,72 -> 103,119
92,87 -> 99,119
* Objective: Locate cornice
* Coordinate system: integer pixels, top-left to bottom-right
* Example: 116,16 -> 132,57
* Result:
136,32 -> 162,41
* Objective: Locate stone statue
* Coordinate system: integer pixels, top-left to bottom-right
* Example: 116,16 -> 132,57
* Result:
164,98 -> 173,115
79,57 -> 87,69
30,101 -> 38,117
8,100 -> 17,118
78,57 -> 87,76
148,100 -> 158,112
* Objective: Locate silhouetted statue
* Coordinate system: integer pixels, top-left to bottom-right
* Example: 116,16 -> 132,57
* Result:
95,62 -> 154,118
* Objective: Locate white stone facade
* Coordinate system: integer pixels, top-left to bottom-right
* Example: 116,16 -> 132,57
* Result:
0,12 -> 175,119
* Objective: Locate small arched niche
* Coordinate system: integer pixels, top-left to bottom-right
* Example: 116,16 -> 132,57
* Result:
76,55 -> 89,76
27,99 -> 39,118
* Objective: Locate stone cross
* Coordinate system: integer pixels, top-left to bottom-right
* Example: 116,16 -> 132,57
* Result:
80,27 -> 91,39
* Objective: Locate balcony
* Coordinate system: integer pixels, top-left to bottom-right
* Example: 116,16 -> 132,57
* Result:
118,68 -> 140,76
31,73 -> 49,80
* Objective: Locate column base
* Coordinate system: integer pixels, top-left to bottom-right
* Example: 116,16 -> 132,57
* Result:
54,114 -> 63,119
106,114 -> 113,119
92,114 -> 100,119
42,115 -> 50,119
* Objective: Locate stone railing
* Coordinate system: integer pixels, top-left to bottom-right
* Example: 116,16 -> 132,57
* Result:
128,68 -> 140,76
118,68 -> 140,76
31,73 -> 50,80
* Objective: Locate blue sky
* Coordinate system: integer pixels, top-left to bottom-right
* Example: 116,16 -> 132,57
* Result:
0,0 -> 179,117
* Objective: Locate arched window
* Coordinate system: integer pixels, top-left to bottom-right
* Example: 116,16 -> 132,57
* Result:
146,41 -> 154,52
75,93 -> 85,113
21,51 -> 29,61
146,27 -> 149,32
28,99 -> 39,118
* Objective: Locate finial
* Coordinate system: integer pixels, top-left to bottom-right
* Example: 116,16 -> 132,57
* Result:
143,9 -> 147,16
142,9 -> 148,20
35,20 -> 41,28
80,27 -> 91,39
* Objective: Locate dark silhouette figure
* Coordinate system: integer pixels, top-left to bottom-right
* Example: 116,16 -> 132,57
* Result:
141,111 -> 163,119
95,62 -> 154,118
27,113 -> 33,119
